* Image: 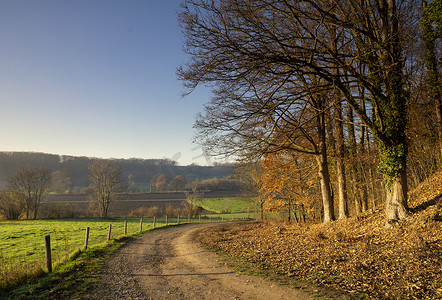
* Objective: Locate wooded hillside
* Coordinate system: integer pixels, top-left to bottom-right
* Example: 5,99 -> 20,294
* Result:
0,152 -> 234,188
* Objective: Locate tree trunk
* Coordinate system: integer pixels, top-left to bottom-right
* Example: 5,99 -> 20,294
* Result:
346,108 -> 362,216
335,102 -> 348,219
385,171 -> 408,222
316,109 -> 335,223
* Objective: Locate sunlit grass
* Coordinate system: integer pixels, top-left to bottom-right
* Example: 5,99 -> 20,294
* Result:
197,197 -> 256,213
0,218 -> 162,291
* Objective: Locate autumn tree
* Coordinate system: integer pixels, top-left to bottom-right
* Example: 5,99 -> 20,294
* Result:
6,166 -> 50,219
155,174 -> 171,191
0,189 -> 25,220
88,160 -> 123,218
173,174 -> 187,191
260,153 -> 316,222
236,160 -> 267,220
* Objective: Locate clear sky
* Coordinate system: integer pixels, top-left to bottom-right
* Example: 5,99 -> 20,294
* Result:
0,0 -> 213,166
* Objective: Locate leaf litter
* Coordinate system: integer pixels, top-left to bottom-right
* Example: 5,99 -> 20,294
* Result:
196,171 -> 442,299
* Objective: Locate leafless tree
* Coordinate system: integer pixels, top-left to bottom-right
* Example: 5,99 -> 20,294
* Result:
88,160 -> 123,218
6,166 -> 50,219
178,0 -> 416,223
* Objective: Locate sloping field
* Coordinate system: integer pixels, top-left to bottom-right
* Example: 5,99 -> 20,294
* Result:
43,191 -> 242,217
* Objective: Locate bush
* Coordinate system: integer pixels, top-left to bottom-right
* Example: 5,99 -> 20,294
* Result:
128,206 -> 162,217
39,203 -> 84,219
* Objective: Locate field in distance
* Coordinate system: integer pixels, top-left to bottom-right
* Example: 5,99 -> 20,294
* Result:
43,191 -> 247,217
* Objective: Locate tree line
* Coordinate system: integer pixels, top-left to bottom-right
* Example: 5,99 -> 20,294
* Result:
0,152 -> 234,188
178,0 -> 441,224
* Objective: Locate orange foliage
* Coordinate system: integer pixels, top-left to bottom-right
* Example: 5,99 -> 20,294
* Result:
259,152 -> 317,216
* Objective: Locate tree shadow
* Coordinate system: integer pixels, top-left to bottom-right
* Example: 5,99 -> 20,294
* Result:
411,193 -> 442,219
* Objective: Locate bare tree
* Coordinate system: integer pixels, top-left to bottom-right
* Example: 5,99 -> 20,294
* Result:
88,160 -> 123,218
178,0 -> 416,223
6,166 -> 50,219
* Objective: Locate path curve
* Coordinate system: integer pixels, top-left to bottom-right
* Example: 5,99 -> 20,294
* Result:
86,223 -> 310,299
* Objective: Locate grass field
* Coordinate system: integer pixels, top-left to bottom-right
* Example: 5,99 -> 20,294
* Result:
197,197 -> 256,214
0,217 -> 182,291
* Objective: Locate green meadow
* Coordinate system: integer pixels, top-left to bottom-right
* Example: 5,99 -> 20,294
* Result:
0,217 -> 198,267
198,197 -> 255,214
0,217 -> 171,290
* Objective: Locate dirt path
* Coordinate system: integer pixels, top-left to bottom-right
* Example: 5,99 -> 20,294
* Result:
85,223 -> 311,299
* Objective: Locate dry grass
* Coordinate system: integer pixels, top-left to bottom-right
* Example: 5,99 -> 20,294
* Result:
0,255 -> 44,291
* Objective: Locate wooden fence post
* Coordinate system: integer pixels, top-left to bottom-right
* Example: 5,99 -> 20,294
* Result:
124,221 -> 127,235
177,214 -> 180,224
153,216 -> 156,228
108,224 -> 112,240
45,235 -> 52,272
140,218 -> 143,232
166,215 -> 168,225
84,227 -> 90,250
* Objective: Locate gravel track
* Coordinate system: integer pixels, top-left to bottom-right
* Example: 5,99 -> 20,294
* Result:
85,223 -> 310,299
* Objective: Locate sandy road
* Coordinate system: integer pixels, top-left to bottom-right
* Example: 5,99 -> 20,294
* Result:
86,223 -> 310,300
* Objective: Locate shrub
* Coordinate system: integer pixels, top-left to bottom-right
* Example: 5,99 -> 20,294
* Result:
128,206 -> 162,217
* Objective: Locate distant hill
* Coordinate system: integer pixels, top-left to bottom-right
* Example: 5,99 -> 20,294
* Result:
0,152 -> 234,188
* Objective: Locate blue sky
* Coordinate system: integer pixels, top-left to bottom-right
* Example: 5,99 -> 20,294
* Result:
0,0 -> 213,165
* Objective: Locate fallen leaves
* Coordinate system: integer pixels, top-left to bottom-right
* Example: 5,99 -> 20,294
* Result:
196,172 -> 442,299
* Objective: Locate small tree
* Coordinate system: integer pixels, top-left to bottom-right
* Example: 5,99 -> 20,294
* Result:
6,166 -> 50,219
88,160 -> 123,218
155,174 -> 170,191
0,189 -> 25,220
173,175 -> 187,191
260,153 -> 317,222
127,174 -> 138,193
185,180 -> 204,206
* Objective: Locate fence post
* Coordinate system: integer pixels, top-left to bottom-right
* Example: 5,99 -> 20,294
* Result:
45,235 -> 52,272
107,224 -> 112,240
84,227 -> 90,250
124,221 -> 127,235
166,215 -> 168,225
177,214 -> 180,224
140,218 -> 143,232
153,216 -> 156,228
